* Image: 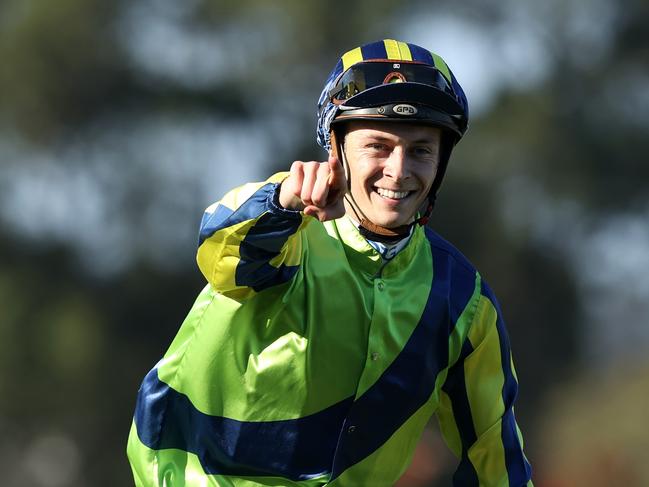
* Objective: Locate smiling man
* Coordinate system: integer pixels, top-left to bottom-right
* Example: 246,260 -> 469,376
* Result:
338,122 -> 442,229
128,39 -> 533,486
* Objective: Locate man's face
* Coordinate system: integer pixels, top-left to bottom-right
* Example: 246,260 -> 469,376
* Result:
341,121 -> 441,229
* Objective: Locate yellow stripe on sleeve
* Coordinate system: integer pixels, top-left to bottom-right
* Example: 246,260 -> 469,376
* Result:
464,295 -> 509,483
465,296 -> 506,436
197,218 -> 257,298
342,47 -> 363,71
436,390 -> 462,458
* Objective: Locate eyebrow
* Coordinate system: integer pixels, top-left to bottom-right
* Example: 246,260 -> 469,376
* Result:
411,138 -> 439,145
366,135 -> 438,145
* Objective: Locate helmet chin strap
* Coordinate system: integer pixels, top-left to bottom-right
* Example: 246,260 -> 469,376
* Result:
330,130 -> 429,244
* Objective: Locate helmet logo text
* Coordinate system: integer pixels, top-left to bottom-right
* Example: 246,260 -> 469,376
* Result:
393,104 -> 418,116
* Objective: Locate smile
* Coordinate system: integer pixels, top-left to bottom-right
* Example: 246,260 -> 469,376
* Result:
375,188 -> 412,200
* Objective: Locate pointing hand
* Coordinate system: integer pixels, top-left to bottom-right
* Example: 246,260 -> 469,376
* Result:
279,156 -> 346,222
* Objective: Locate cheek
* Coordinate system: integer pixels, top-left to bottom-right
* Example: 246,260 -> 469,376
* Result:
418,165 -> 438,189
349,158 -> 381,190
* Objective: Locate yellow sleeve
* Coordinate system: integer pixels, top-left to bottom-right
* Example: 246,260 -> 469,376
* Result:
436,280 -> 533,486
196,172 -> 310,301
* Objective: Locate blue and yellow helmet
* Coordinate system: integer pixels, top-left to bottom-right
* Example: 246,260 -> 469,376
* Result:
316,39 -> 469,152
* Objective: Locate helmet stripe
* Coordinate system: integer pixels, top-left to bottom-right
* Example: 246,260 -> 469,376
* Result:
317,40 -> 470,151
397,40 -> 413,60
431,52 -> 452,83
342,47 -> 363,71
383,39 -> 413,61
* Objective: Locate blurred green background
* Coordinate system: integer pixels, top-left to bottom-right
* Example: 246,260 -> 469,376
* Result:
1,1 -> 648,486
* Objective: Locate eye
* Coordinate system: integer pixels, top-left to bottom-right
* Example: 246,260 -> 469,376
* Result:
366,142 -> 388,151
411,146 -> 434,157
363,142 -> 391,156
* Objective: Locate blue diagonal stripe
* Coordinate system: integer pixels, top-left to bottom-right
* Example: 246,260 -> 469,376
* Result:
443,339 -> 479,486
199,203 -> 234,245
199,183 -> 301,245
235,207 -> 302,292
134,367 -> 353,480
198,183 -> 302,292
330,229 -> 477,479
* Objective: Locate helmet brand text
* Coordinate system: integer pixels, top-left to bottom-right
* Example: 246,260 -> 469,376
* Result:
393,104 -> 418,116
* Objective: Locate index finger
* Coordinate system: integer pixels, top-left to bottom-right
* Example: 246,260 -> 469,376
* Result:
327,155 -> 346,191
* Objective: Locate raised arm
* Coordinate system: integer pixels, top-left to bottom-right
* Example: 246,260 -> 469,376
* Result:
197,157 -> 345,301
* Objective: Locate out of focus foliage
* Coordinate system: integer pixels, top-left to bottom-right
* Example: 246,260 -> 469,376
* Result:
0,0 -> 647,485
536,361 -> 649,486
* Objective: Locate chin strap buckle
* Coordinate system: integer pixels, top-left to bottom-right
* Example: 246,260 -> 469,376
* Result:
416,202 -> 434,226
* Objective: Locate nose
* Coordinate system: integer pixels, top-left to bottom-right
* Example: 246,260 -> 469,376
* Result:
383,147 -> 410,181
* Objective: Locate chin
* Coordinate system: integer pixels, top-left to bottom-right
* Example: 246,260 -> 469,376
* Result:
365,195 -> 421,228
371,214 -> 413,229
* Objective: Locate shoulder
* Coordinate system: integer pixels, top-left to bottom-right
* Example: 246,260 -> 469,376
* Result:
422,227 -> 478,276
420,227 -> 483,326
422,228 -> 503,310
213,172 -> 290,210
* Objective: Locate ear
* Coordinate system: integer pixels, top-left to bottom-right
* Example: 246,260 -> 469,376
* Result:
329,130 -> 340,162
329,129 -> 352,188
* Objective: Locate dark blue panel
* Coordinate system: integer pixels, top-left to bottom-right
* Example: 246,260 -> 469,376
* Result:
450,72 -> 469,118
237,262 -> 300,293
134,367 -> 353,480
197,182 -> 302,291
443,339 -> 479,486
198,183 -> 300,245
330,229 -> 477,479
235,209 -> 302,292
407,43 -> 434,64
331,59 -> 344,80
425,229 -> 478,325
319,59 -> 345,108
480,282 -> 516,407
501,408 -> 532,486
481,281 -> 532,485
199,204 -> 234,245
361,41 -> 388,60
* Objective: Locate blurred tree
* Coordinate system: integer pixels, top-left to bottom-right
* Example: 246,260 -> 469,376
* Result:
534,360 -> 649,486
0,0 -> 647,485
0,0 -> 124,141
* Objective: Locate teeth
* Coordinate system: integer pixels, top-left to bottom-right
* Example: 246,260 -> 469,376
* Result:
376,188 -> 410,199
